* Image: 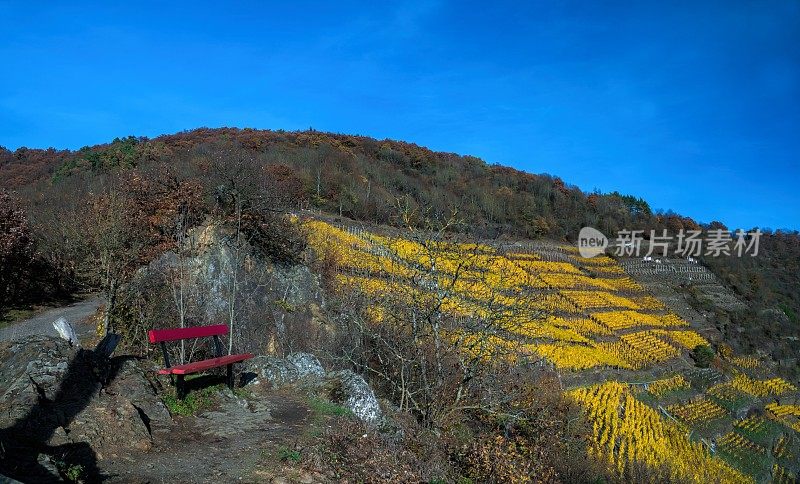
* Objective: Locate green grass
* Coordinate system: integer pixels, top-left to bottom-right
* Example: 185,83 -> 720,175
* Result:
308,397 -> 352,418
0,306 -> 37,328
162,384 -> 221,416
64,464 -> 84,482
717,444 -> 772,481
707,389 -> 755,413
277,445 -> 302,463
634,387 -> 695,408
734,419 -> 785,448
302,397 -> 353,439
52,459 -> 84,483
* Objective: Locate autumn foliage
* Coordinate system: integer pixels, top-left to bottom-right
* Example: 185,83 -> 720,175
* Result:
0,191 -> 36,305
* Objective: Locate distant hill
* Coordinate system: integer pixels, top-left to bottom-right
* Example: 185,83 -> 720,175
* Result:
2,127 -> 689,240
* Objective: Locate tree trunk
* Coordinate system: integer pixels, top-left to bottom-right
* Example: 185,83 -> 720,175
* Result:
103,279 -> 117,336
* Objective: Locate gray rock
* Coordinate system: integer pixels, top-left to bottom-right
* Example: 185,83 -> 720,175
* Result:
52,317 -> 80,347
35,454 -> 61,480
0,335 -> 170,468
323,370 -> 383,425
242,355 -> 300,388
242,353 -> 382,425
286,352 -> 325,378
0,335 -> 79,419
243,353 -> 326,388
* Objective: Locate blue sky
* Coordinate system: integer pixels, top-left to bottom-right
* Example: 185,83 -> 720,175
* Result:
1,1 -> 798,230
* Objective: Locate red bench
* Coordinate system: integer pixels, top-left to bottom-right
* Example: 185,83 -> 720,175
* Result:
148,324 -> 253,398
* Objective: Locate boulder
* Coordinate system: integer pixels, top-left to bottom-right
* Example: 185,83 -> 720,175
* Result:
66,358 -> 171,455
286,352 -> 325,378
322,370 -> 383,425
241,355 -> 300,388
242,352 -> 325,387
242,353 -> 383,425
52,317 -> 80,347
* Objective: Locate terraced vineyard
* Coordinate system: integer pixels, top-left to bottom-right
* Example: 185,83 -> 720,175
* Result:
306,219 -> 800,483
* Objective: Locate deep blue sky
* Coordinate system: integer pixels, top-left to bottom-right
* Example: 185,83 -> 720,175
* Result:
1,1 -> 798,230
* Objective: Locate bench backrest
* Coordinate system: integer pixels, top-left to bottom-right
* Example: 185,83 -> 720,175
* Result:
148,324 -> 229,344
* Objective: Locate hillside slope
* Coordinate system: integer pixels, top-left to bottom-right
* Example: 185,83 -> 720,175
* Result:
2,128 -> 797,374
303,216 -> 798,482
1,128 -> 799,481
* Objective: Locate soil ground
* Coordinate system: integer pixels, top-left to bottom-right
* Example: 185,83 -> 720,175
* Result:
99,384 -> 334,484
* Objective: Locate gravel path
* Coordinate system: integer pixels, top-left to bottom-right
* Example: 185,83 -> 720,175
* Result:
0,296 -> 103,343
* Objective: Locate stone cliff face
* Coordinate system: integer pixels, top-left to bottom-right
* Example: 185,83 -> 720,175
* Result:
120,221 -> 329,356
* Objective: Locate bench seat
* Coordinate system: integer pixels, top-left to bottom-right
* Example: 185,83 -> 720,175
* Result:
157,353 -> 254,375
149,323 -> 254,398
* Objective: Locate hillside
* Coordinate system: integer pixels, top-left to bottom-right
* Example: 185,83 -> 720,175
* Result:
2,128 -> 798,367
302,216 -> 799,482
1,127 -> 799,482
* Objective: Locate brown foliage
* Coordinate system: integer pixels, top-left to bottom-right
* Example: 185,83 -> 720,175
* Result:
0,191 -> 36,304
125,171 -> 206,262
0,147 -> 72,189
462,434 -> 559,483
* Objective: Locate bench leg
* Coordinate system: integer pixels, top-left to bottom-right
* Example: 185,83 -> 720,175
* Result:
226,364 -> 234,390
176,374 -> 186,399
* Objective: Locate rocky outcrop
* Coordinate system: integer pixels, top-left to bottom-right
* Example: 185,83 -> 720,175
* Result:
286,352 -> 325,378
0,335 -> 170,481
243,352 -> 383,425
123,222 -> 327,357
241,355 -> 302,388
322,370 -> 383,424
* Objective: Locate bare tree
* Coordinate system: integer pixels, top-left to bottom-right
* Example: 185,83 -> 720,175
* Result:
81,188 -> 146,335
326,200 -> 544,427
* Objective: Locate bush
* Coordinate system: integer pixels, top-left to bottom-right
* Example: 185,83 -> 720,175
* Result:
692,344 -> 715,368
161,384 -> 220,416
241,210 -> 307,264
0,191 -> 35,306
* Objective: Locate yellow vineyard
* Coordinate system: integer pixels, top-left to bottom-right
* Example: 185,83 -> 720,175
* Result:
569,382 -> 749,483
306,220 -> 707,372
306,219 -> 800,482
646,374 -> 690,397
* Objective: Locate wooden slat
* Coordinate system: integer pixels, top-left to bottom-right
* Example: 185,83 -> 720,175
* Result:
148,324 -> 229,343
157,353 -> 254,375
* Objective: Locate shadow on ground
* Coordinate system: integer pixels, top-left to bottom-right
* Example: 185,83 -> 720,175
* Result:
0,338 -> 125,483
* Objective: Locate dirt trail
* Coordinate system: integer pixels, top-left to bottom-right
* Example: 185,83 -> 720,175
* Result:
0,296 -> 103,343
101,387 -> 315,483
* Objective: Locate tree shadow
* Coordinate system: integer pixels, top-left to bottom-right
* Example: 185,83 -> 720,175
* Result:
0,338 -> 127,483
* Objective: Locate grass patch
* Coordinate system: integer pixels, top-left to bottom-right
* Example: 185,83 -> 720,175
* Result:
302,396 -> 354,439
308,397 -> 352,418
278,445 -> 302,463
717,445 -> 772,481
734,418 -> 785,448
52,459 -> 84,483
706,384 -> 756,413
0,306 -> 37,328
162,384 -> 221,416
635,387 -> 695,408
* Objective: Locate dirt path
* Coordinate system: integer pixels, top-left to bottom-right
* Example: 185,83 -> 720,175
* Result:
101,387 -> 319,483
0,296 -> 103,343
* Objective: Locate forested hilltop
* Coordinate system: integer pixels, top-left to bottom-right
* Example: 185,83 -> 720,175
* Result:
2,127 -> 690,239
